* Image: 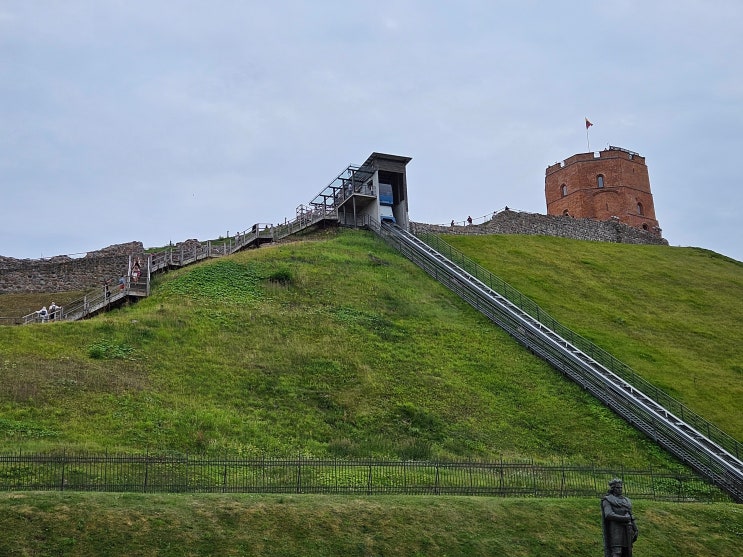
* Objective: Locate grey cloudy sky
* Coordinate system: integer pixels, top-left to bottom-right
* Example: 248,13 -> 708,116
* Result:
2,1 -> 742,262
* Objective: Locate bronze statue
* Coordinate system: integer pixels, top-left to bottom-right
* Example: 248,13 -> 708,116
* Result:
601,478 -> 638,557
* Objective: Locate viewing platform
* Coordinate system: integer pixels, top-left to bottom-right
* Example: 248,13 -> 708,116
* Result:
20,152 -> 412,324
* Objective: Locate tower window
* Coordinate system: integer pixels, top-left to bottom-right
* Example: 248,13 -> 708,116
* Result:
561,184 -> 567,197
597,175 -> 604,188
637,202 -> 644,216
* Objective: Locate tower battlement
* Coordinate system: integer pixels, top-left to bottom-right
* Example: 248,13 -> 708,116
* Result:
545,147 -> 660,234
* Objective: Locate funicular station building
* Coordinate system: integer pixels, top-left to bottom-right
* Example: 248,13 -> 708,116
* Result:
20,152 -> 412,324
299,152 -> 412,230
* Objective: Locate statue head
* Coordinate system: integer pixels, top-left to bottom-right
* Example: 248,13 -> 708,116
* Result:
608,478 -> 623,495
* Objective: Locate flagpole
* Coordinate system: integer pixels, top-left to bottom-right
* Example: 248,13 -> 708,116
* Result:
587,127 -> 590,152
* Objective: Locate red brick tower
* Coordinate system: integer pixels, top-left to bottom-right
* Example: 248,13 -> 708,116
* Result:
545,146 -> 661,234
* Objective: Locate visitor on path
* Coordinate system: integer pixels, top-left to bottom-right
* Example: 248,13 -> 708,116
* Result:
48,302 -> 58,321
467,216 -> 473,225
38,306 -> 48,323
132,258 -> 142,283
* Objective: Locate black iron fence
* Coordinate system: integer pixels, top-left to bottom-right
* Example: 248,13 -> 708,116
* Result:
0,453 -> 729,502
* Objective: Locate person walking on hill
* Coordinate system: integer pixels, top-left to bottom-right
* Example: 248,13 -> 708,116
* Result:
467,215 -> 473,225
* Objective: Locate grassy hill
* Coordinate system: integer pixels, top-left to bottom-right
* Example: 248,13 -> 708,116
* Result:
443,234 -> 743,439
1,228 -> 741,555
1,493 -> 741,557
0,229 -> 704,467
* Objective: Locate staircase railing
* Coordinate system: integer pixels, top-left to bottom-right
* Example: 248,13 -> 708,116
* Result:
413,231 -> 742,463
372,221 -> 743,502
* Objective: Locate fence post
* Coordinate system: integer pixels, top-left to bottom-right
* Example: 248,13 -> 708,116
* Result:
144,453 -> 149,493
677,477 -> 683,502
592,464 -> 598,496
222,461 -> 228,493
499,456 -> 504,495
60,450 -> 66,491
560,466 -> 566,498
296,455 -> 302,494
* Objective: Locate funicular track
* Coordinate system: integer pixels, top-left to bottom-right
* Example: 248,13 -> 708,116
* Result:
372,221 -> 743,502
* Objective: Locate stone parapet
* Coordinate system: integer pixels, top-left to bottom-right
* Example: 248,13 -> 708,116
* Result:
411,210 -> 668,246
1,214 -> 668,295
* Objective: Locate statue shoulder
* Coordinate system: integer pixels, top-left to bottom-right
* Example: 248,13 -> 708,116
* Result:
603,494 -> 626,506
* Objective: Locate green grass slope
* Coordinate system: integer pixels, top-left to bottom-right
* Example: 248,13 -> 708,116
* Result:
1,229 -> 742,556
0,229 -> 684,470
1,493 -> 741,557
443,234 -> 743,439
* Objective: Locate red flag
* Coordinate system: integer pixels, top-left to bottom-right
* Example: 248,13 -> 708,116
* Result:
585,117 -> 593,129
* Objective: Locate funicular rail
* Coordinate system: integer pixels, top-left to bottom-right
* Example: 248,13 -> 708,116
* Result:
409,232 -> 742,464
372,221 -> 743,503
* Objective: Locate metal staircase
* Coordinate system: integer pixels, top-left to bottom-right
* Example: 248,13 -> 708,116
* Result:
371,220 -> 743,502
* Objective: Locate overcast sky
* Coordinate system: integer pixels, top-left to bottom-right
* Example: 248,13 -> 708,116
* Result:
2,1 -> 742,262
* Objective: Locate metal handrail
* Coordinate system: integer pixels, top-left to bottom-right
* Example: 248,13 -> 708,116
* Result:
0,451 -> 728,501
372,223 -> 743,502
11,159 -> 356,325
414,232 -> 742,462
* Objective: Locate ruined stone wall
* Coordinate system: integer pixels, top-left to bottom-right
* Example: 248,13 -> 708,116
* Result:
0,242 -> 145,294
1,213 -> 668,295
410,209 -> 668,246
